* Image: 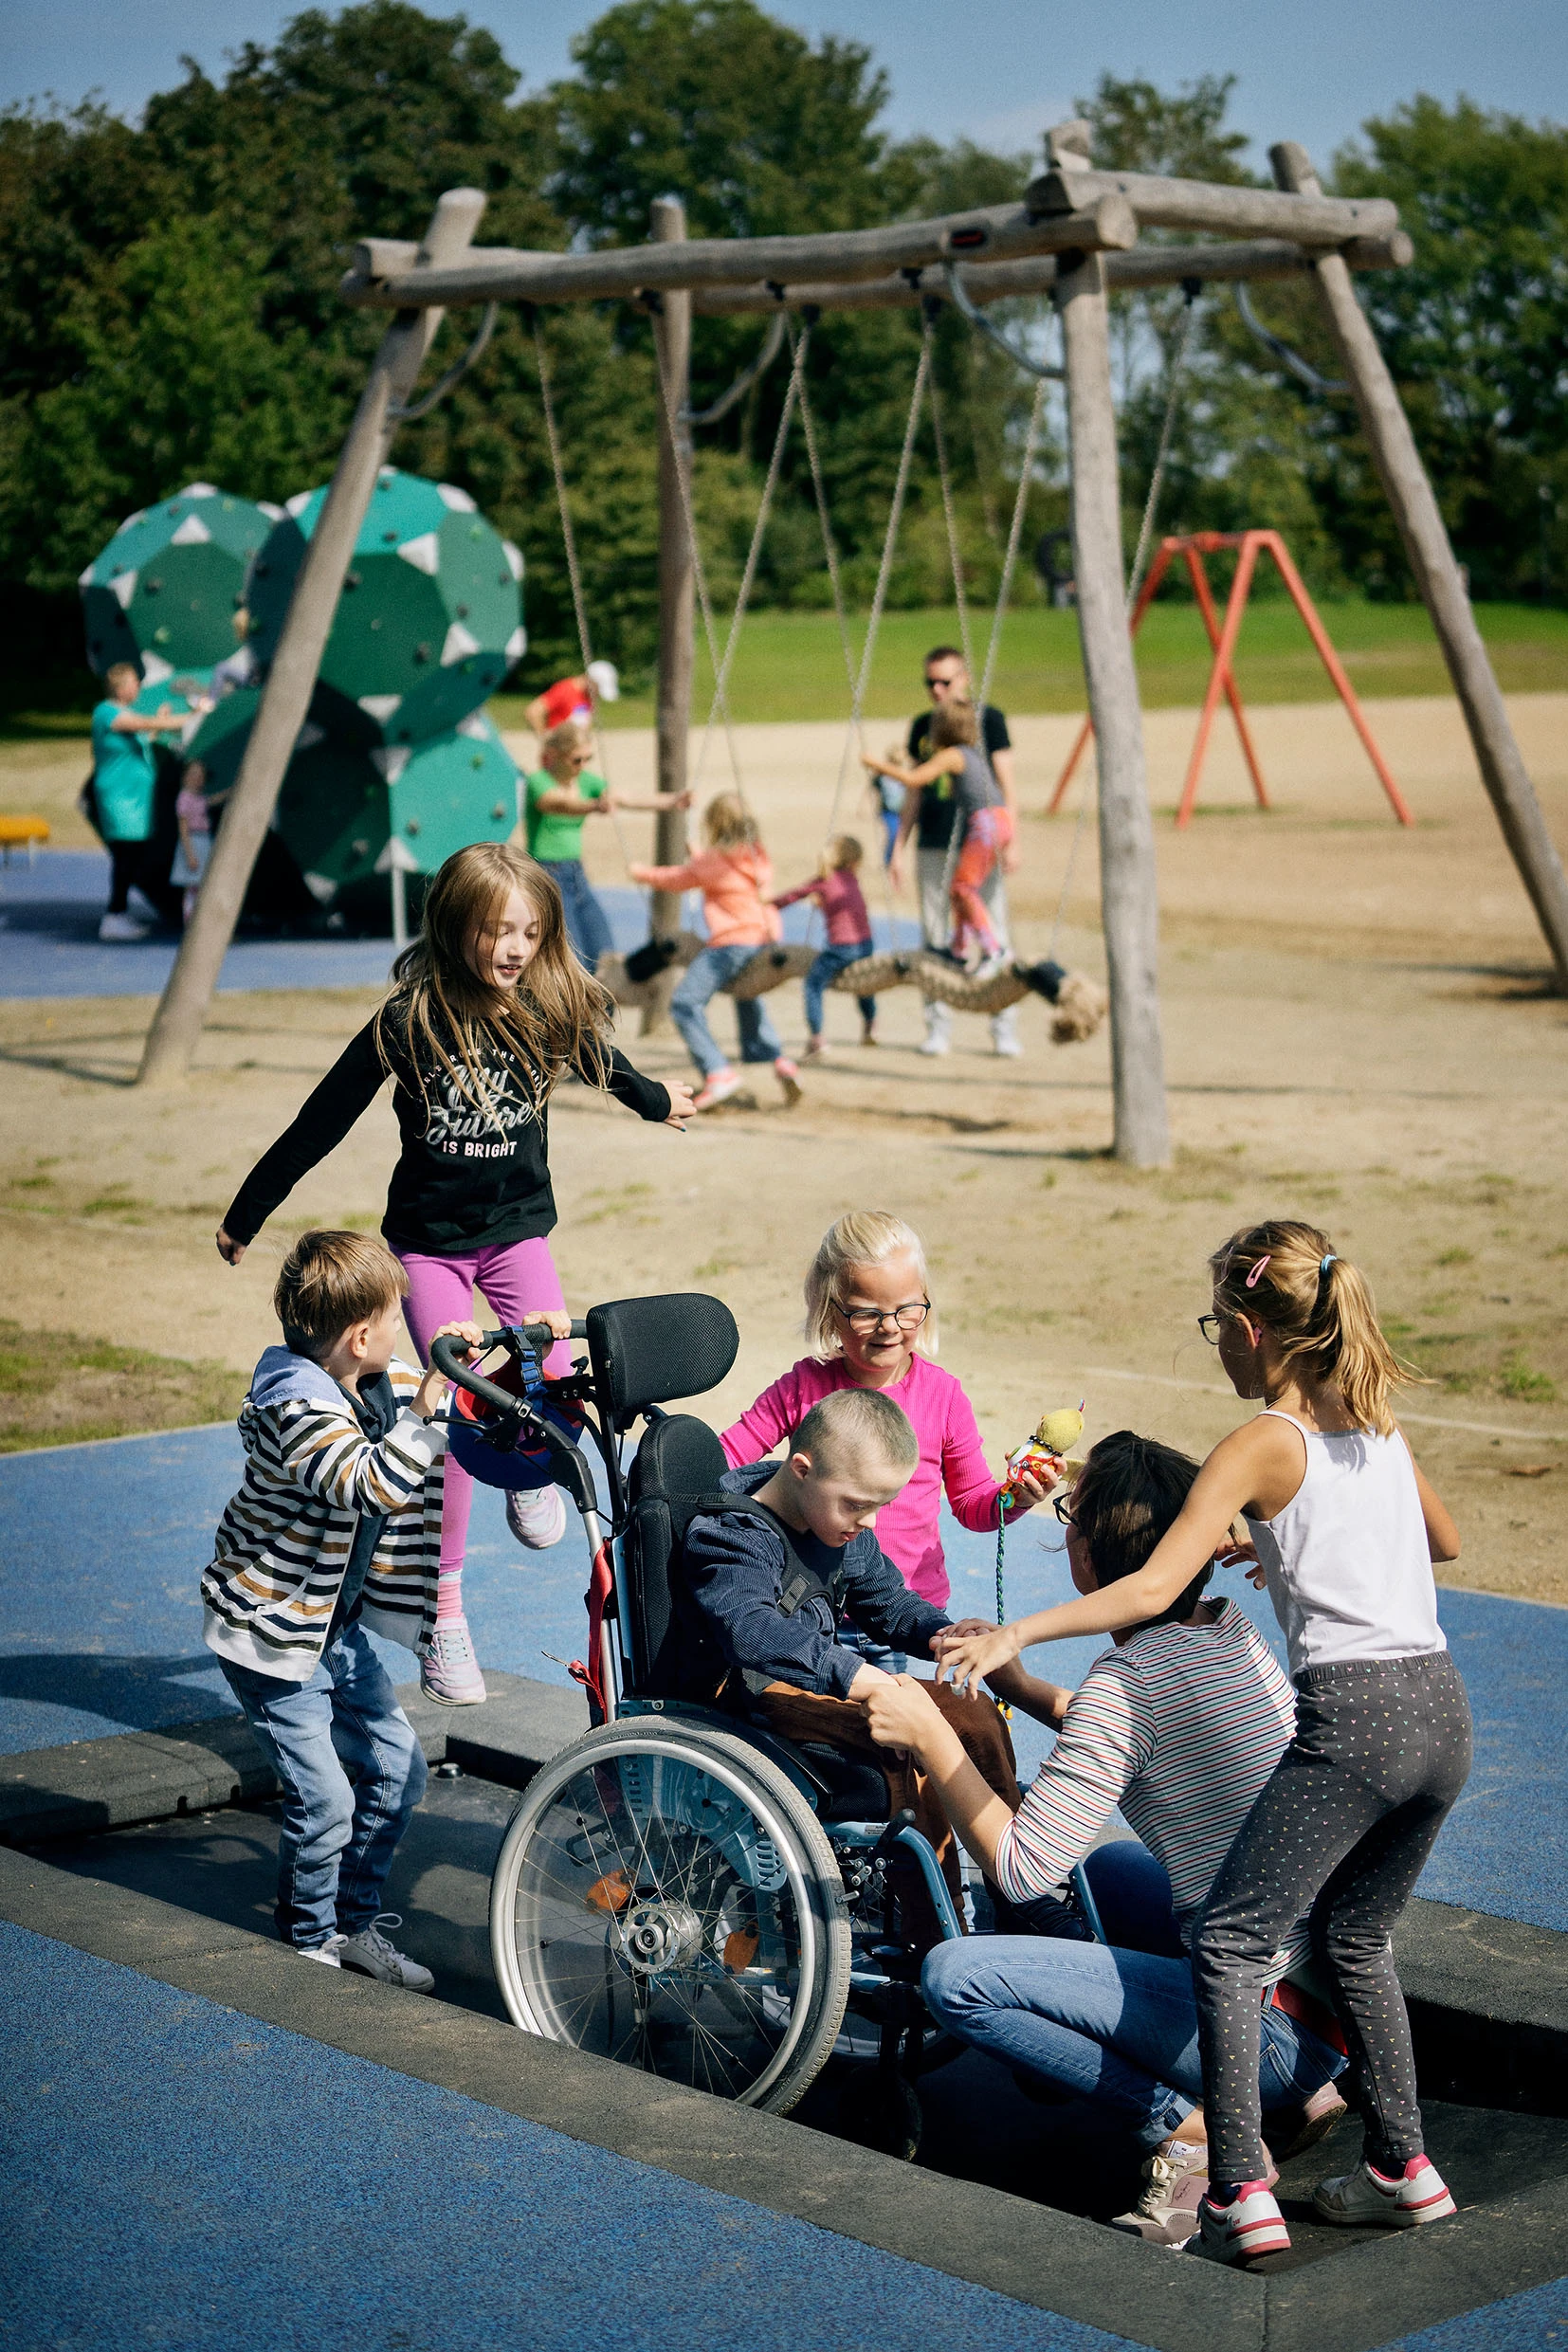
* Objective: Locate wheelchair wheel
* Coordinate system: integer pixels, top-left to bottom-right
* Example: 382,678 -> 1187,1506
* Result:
489,1718 -> 851,2112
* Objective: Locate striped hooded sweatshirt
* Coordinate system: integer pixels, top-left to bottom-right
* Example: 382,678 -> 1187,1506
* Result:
201,1346 -> 445,1682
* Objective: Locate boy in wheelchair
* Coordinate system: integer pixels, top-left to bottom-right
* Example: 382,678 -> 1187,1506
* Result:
683,1387 -> 1043,1940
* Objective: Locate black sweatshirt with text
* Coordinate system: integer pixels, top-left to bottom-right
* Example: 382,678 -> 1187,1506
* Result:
224,1007 -> 671,1254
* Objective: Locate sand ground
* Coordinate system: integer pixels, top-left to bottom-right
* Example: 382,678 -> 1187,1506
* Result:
3,691 -> 1565,1600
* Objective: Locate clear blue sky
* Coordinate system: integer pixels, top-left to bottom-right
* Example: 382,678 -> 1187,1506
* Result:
4,0 -> 1565,170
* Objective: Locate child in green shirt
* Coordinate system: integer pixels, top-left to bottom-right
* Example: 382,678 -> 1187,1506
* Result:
522,720 -> 688,971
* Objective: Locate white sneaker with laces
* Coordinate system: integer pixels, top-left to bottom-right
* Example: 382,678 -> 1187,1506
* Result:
338,1913 -> 434,1995
1190,2180 -> 1291,2266
505,1484 -> 567,1549
1112,2136 -> 1211,2246
99,912 -> 150,942
421,1615 -> 487,1705
1313,2155 -> 1456,2229
298,1935 -> 346,1967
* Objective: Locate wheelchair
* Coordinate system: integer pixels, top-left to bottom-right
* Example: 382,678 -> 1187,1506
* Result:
431,1291 -> 996,2150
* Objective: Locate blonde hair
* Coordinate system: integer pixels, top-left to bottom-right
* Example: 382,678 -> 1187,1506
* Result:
375,841 -> 614,1123
802,1210 -> 937,1361
106,662 -> 140,693
702,792 -> 760,850
793,1387 -> 919,1477
275,1229 -> 406,1361
1210,1219 -> 1416,1437
930,698 -> 979,752
540,720 -> 589,778
823,833 -> 863,872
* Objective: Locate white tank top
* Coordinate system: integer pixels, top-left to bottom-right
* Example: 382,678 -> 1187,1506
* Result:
1243,1410 -> 1444,1679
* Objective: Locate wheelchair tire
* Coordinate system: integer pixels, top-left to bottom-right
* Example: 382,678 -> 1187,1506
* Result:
489,1718 -> 851,2113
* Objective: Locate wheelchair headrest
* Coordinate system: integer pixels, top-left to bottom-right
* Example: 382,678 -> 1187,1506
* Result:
585,1292 -> 739,1422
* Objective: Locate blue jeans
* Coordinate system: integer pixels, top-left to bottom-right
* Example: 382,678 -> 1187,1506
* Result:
538,857 -> 613,971
804,939 -> 876,1037
670,942 -> 783,1078
219,1622 -> 428,1950
923,1846 -> 1346,2153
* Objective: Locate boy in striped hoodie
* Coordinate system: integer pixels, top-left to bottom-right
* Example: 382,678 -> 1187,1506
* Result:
202,1230 -> 482,1987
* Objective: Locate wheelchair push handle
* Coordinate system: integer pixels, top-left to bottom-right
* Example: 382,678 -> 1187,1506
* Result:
430,1321 -> 586,1416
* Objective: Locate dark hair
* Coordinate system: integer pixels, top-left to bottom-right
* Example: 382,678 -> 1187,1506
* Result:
923,645 -> 964,672
1069,1431 -> 1213,1627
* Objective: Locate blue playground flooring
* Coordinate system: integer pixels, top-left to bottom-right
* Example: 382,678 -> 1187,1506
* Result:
3,1420 -> 1565,1935
0,848 -> 918,999
1,1918 -> 1562,2352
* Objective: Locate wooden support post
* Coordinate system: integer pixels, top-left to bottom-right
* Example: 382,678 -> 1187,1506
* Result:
649,195 -> 694,962
1056,253 -> 1170,1166
135,189 -> 487,1087
1272,141 -> 1568,990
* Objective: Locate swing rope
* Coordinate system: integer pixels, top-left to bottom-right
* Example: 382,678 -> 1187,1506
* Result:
1047,282 -> 1200,960
529,312 -> 639,880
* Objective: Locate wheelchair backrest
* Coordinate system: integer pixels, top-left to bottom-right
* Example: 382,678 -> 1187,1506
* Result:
624,1413 -> 733,1697
587,1293 -> 739,1426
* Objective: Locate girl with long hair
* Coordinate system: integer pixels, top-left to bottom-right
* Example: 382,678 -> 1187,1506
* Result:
939,1221 -> 1470,2265
217,842 -> 694,1704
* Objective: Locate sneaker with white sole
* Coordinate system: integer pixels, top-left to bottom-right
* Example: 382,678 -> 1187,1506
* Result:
98,911 -> 150,942
1270,2079 -> 1349,2161
1189,2181 -> 1291,2266
298,1934 -> 346,1967
337,1913 -> 434,1995
1112,2136 -> 1212,2246
1313,2155 -> 1456,2229
917,1033 -> 950,1058
693,1067 -> 743,1112
505,1483 -> 567,1549
420,1616 -> 487,1705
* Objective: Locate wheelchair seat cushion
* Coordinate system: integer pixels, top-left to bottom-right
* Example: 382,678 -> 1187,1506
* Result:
793,1741 -> 892,1825
626,1413 -> 734,1697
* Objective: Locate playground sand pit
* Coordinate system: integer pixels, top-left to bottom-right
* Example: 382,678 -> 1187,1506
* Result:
1,691 -> 1565,1601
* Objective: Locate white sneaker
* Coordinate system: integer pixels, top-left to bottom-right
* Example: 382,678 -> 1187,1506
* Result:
298,1935 -> 346,1967
505,1483 -> 567,1549
972,951 -> 1012,982
98,912 -> 149,941
338,1912 -> 434,1995
918,1033 -> 950,1058
1189,2180 -> 1291,2266
420,1615 -> 487,1705
1313,2155 -> 1456,2229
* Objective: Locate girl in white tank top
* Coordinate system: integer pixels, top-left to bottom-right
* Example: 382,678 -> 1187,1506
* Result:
937,1220 -> 1470,2254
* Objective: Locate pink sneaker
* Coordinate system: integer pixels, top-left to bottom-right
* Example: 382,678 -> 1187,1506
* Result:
420,1615 -> 487,1706
693,1067 -> 743,1112
1313,2155 -> 1456,2229
1190,2181 -> 1291,2266
775,1057 -> 802,1107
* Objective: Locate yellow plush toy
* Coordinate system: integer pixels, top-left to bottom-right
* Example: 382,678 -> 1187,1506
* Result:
1003,1402 -> 1085,1505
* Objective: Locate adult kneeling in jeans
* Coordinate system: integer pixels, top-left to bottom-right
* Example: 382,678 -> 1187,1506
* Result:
863,1430 -> 1349,2247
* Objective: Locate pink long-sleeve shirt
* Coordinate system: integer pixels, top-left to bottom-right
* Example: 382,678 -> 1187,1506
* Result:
720,1352 -> 1004,1608
629,846 -> 781,948
772,867 -> 872,947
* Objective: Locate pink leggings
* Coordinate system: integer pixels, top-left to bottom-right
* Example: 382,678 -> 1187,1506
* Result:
396,1237 -> 572,1600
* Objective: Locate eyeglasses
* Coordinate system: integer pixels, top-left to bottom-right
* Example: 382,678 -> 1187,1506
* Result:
1052,1492 -> 1076,1526
837,1299 -> 931,1333
924,672 -> 964,695
1197,1314 -> 1222,1346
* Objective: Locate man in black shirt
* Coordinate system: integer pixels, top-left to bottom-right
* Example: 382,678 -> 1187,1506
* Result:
892,646 -> 1023,1058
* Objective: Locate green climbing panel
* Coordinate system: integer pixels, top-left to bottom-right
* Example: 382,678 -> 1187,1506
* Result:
80,484 -> 280,682
246,467 -> 525,749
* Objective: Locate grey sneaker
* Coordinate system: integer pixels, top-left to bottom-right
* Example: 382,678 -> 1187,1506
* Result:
505,1483 -> 567,1549
1112,2135 -> 1211,2246
298,1935 -> 346,1967
338,1913 -> 434,1995
421,1615 -> 486,1705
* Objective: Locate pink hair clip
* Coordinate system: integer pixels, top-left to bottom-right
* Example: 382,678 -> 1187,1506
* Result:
1244,1253 -> 1272,1289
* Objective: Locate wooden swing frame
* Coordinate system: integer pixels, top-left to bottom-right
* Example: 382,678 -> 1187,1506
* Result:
1049,529 -> 1414,829
134,123 -> 1568,1175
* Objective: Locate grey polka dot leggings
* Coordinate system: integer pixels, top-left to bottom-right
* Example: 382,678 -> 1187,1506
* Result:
1192,1650 -> 1472,2188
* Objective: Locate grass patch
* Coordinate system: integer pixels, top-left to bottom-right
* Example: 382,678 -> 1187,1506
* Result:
1499,1353 -> 1558,1404
0,1319 -> 246,1452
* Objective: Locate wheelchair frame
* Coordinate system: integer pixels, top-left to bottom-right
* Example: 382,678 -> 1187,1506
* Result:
432,1300 -> 984,2142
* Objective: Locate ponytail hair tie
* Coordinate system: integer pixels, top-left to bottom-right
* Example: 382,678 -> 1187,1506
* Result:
1320,1253 -> 1338,1276
1244,1254 -> 1271,1289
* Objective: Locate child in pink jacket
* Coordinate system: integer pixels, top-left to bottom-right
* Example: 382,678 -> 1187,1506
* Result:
773,832 -> 878,1054
720,1211 -> 1055,1663
630,792 -> 802,1113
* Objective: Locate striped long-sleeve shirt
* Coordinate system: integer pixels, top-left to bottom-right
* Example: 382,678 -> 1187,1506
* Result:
994,1599 -> 1310,1969
201,1347 -> 444,1682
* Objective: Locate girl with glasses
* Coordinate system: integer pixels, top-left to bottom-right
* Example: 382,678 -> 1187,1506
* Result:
719,1211 -> 1058,1656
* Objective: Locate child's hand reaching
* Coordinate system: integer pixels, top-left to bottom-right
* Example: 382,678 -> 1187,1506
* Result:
215,1226 -> 246,1266
665,1081 -> 696,1129
933,1619 -> 1021,1700
413,1319 -> 485,1421
1217,1533 -> 1265,1590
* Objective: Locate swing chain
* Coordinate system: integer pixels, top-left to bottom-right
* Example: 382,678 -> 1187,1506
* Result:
388,302 -> 500,421
1234,282 -> 1349,399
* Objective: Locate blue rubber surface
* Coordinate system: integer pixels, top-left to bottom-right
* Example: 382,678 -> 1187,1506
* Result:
0,848 -> 918,998
0,1918 -> 1143,2352
3,1426 -> 1566,1933
1378,2279 -> 1568,2347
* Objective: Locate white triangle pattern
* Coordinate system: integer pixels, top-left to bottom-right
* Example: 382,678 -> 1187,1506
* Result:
396,532 -> 440,575
169,515 -> 212,546
437,483 -> 477,512
442,620 -> 482,665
